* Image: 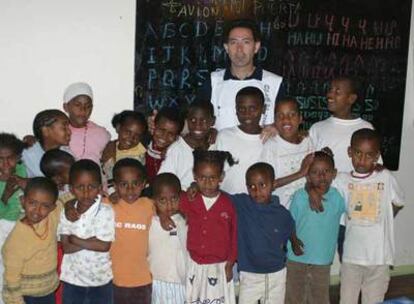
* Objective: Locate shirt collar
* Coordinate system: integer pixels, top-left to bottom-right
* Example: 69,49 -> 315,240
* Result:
223,66 -> 263,80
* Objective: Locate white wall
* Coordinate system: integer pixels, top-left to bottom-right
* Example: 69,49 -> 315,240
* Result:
0,0 -> 413,267
0,0 -> 136,137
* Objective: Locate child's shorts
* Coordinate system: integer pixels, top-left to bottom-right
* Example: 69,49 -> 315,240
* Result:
152,280 -> 185,304
238,267 -> 287,304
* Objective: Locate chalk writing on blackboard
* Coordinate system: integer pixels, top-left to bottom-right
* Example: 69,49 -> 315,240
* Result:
134,0 -> 412,170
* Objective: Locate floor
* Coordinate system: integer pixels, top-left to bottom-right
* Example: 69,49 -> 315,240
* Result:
330,274 -> 414,303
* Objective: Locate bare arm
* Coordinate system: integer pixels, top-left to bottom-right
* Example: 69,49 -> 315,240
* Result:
61,235 -> 83,254
275,153 -> 314,189
68,235 -> 111,252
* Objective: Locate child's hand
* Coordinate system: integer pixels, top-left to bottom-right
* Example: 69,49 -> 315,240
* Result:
109,192 -> 120,204
22,135 -> 36,147
9,175 -> 28,190
1,178 -> 19,203
260,124 -> 278,143
225,262 -> 234,282
299,153 -> 314,177
186,182 -> 199,202
207,128 -> 218,145
147,110 -> 158,135
65,199 -> 80,222
159,212 -> 176,231
305,183 -> 324,213
291,238 -> 304,256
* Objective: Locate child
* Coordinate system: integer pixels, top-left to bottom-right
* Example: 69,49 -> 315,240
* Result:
145,108 -> 184,182
22,109 -> 72,177
233,162 -> 294,304
309,77 -> 375,173
102,110 -> 147,190
40,149 -> 75,203
2,177 -> 61,304
40,149 -> 75,304
158,101 -> 216,189
110,158 -> 154,304
58,159 -> 115,304
0,133 -> 27,304
162,150 -> 237,303
63,82 -> 111,164
261,97 -> 314,208
148,173 -> 187,304
285,148 -> 345,304
215,86 -> 265,194
336,129 -> 404,304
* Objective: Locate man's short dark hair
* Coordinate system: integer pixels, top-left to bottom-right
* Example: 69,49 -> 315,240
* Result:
224,19 -> 261,42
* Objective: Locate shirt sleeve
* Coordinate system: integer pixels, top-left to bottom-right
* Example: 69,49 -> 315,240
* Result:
196,73 -> 212,103
95,206 -> 115,242
2,231 -> 25,304
388,172 -> 405,207
157,142 -> 178,175
228,202 -> 238,264
57,209 -> 71,236
275,79 -> 287,102
288,191 -> 301,221
179,193 -> 190,216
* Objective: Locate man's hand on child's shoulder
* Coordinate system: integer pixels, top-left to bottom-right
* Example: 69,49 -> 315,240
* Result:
64,199 -> 79,222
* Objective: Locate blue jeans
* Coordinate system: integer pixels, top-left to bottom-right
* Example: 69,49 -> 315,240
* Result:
62,281 -> 113,304
23,293 -> 55,304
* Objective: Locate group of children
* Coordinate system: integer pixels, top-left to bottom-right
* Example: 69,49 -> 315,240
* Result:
0,77 -> 404,304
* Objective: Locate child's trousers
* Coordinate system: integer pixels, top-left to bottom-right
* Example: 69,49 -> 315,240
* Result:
238,267 -> 286,304
285,260 -> 331,304
62,281 -> 113,304
340,263 -> 390,304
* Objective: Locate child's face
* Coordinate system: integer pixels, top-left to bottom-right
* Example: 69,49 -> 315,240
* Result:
154,184 -> 180,216
236,96 -> 264,128
63,95 -> 93,128
44,116 -> 71,146
51,162 -> 71,191
306,159 -> 336,193
187,108 -> 214,140
274,101 -> 302,143
114,167 -> 145,204
348,139 -> 380,174
246,170 -> 275,204
326,79 -> 357,117
193,162 -> 223,198
70,172 -> 102,206
153,117 -> 180,150
0,147 -> 18,181
22,189 -> 56,224
117,119 -> 146,150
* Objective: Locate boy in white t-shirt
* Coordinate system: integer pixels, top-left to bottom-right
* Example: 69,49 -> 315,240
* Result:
216,86 -> 265,194
261,97 -> 314,208
335,129 -> 404,304
309,77 -> 375,174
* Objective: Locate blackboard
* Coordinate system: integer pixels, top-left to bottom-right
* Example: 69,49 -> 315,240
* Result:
134,0 -> 412,170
